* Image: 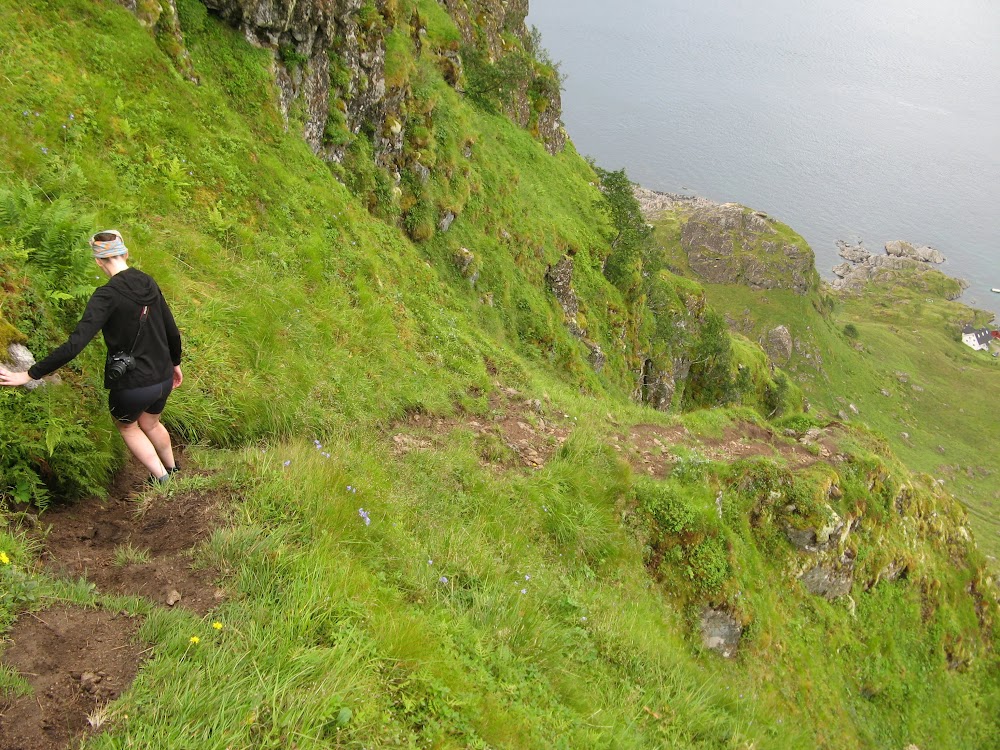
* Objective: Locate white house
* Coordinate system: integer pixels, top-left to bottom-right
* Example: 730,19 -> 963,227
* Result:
961,324 -> 992,351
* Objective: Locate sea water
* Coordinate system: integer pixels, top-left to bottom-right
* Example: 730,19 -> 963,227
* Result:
528,0 -> 1000,318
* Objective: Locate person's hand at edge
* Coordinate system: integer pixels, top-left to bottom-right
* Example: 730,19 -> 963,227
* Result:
172,365 -> 183,389
0,367 -> 33,387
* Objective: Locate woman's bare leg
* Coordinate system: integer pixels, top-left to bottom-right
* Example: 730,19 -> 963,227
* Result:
116,420 -> 167,478
137,411 -> 176,471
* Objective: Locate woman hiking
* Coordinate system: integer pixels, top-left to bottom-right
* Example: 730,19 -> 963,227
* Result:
0,230 -> 183,484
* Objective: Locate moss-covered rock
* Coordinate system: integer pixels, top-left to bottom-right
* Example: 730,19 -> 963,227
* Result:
679,203 -> 819,294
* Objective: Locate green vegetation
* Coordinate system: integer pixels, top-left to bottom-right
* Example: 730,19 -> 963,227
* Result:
0,2 -> 997,749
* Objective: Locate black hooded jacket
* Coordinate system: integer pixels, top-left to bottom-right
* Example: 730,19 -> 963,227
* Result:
28,268 -> 182,390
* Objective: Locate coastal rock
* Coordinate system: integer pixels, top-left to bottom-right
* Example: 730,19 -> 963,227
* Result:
836,240 -> 871,263
699,607 -> 742,658
632,187 -> 718,221
438,211 -> 456,233
114,0 -> 196,81
830,242 -> 966,299
832,262 -> 852,278
885,240 -> 945,264
680,203 -> 817,294
639,357 -> 679,411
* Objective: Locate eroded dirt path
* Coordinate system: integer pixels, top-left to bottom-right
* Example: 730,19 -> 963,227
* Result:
0,606 -> 144,750
391,386 -> 574,469
1,458 -> 226,750
389,384 -> 841,479
619,422 -> 831,478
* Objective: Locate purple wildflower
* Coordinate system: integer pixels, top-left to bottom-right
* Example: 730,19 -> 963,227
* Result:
524,574 -> 530,581
40,147 -> 48,154
520,588 -> 527,595
358,508 -> 370,526
439,576 -> 448,584
283,460 -> 291,467
69,113 -> 74,120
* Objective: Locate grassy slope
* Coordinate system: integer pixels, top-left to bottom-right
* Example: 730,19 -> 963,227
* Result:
0,2 -> 997,749
654,226 -> 1000,561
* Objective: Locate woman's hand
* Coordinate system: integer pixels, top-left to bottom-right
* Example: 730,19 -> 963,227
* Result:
0,367 -> 32,387
172,365 -> 183,389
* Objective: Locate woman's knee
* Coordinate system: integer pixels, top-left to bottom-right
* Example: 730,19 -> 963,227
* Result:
137,411 -> 162,433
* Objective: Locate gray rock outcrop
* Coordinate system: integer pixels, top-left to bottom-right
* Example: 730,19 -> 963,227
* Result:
765,325 -> 793,364
118,0 -> 565,163
799,551 -> 855,600
700,607 -> 742,658
114,0 -> 196,81
545,256 -> 582,337
831,239 -> 967,299
679,203 -> 817,294
885,240 -> 945,264
836,240 -> 871,263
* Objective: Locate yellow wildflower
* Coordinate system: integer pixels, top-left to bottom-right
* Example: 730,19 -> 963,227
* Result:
189,636 -> 200,645
212,621 -> 223,630
0,552 -> 9,565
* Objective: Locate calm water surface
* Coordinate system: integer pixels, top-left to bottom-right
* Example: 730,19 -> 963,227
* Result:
528,0 -> 1000,318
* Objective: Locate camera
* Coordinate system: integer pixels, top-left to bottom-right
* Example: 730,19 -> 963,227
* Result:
106,351 -> 136,381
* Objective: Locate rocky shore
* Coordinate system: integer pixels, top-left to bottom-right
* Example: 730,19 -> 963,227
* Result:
632,186 -> 718,219
830,239 -> 968,299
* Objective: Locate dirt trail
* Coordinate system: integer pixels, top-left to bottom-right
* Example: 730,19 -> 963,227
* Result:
391,386 -> 573,469
389,385 -> 839,479
619,422 -> 830,478
0,459 -> 225,750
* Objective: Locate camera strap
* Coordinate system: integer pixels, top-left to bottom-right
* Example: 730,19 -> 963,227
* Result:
127,305 -> 149,355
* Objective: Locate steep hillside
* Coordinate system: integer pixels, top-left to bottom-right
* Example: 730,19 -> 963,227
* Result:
1,3 -> 998,749
645,192 -> 1000,561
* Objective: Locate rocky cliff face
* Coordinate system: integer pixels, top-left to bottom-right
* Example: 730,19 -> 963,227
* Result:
119,0 -> 563,163
195,0 -> 395,159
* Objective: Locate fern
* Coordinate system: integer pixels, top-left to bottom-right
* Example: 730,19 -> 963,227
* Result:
0,183 -> 96,302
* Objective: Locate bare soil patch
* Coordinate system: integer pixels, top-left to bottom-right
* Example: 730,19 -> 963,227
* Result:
619,422 -> 823,477
39,479 -> 226,615
392,387 -> 573,469
0,605 -> 144,750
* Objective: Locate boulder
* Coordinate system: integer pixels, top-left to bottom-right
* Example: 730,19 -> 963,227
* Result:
700,607 -> 742,658
438,211 -> 456,232
836,240 -> 871,263
785,506 -> 844,553
885,240 -> 945,264
3,344 -> 45,390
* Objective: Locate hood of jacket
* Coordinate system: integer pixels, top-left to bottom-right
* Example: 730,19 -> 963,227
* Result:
106,268 -> 160,305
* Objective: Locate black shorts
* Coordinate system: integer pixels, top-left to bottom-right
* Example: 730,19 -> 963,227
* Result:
109,377 -> 173,424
